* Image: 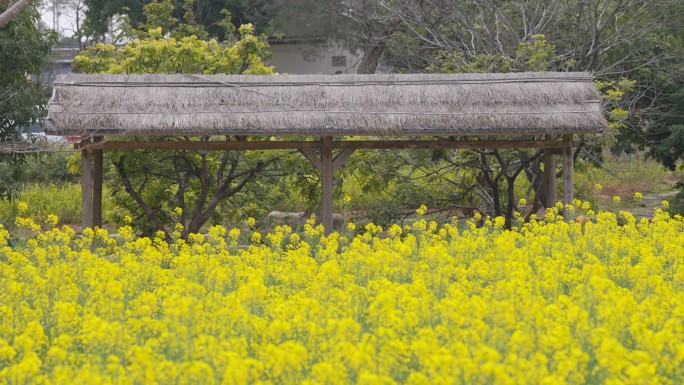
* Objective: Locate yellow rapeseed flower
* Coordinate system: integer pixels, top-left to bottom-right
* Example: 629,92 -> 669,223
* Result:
1,204 -> 683,384
17,201 -> 28,213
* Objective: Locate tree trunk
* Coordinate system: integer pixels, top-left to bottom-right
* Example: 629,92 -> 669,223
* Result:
356,19 -> 400,74
479,152 -> 501,217
357,41 -> 387,74
0,0 -> 33,28
182,159 -> 268,238
116,156 -> 171,241
505,176 -> 516,228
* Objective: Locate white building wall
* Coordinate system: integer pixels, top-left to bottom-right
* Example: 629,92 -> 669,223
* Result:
267,42 -> 387,75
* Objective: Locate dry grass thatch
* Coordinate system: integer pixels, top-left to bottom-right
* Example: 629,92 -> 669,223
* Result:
46,72 -> 606,137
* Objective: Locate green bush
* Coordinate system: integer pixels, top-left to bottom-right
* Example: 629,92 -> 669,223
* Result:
1,183 -> 84,228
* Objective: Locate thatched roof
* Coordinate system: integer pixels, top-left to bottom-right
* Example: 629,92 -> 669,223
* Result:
46,72 -> 606,137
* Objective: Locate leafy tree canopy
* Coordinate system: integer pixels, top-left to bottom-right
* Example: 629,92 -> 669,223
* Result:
0,4 -> 56,140
83,0 -> 277,42
75,0 -> 273,74
0,4 -> 57,200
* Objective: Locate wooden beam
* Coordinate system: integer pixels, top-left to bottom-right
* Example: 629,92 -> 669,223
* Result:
82,139 -> 566,151
562,134 -> 574,205
299,149 -> 321,172
332,149 -> 355,172
83,140 -> 322,151
299,148 -> 355,173
543,134 -> 557,208
332,139 -> 565,150
81,144 -> 93,230
321,136 -> 334,235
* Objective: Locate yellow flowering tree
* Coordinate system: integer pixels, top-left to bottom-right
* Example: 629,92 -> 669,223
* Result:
73,0 -> 277,239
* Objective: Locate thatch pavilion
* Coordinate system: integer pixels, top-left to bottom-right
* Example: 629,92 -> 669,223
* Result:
46,72 -> 606,233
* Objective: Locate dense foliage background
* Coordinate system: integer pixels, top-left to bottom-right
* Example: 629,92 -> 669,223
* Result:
1,0 -> 683,232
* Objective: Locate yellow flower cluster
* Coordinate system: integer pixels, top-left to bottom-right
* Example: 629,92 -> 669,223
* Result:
1,206 -> 684,384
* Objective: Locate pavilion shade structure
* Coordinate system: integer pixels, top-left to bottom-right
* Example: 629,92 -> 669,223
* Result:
47,72 -> 606,234
46,72 -> 605,137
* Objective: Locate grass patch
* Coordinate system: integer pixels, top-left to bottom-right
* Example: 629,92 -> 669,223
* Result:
575,153 -> 682,214
0,183 -> 115,230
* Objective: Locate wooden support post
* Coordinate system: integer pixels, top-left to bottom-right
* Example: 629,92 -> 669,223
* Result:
562,134 -> 574,205
321,136 -> 334,235
300,143 -> 354,235
543,134 -> 557,208
81,143 -> 93,230
93,148 -> 103,228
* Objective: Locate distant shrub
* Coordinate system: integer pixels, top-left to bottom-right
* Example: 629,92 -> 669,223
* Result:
0,183 -> 83,228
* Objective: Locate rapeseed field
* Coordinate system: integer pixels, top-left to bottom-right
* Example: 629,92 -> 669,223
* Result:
1,203 -> 683,384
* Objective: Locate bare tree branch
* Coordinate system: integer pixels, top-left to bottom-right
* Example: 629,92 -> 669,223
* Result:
116,155 -> 171,241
